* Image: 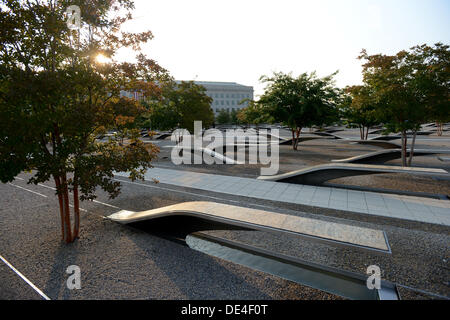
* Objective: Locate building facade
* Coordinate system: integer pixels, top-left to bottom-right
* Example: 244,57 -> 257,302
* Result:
177,81 -> 254,115
121,81 -> 254,115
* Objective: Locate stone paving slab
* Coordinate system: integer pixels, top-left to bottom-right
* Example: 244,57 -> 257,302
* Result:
115,168 -> 450,226
107,201 -> 390,253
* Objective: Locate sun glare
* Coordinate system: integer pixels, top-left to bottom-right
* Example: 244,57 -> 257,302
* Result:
95,54 -> 111,64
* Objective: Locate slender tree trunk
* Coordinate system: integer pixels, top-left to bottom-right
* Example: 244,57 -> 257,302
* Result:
437,122 -> 443,136
359,125 -> 363,140
365,126 -> 370,140
54,176 -> 65,240
291,129 -> 296,150
73,183 -> 80,240
60,173 -> 73,243
292,127 -> 301,150
401,131 -> 408,167
295,128 -> 302,150
407,130 -> 417,167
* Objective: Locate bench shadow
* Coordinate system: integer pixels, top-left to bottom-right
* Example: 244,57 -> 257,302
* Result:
127,216 -> 275,299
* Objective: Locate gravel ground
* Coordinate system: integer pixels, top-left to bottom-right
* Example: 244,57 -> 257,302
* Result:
1,172 -> 448,300
0,262 -> 43,300
0,178 -> 341,300
1,128 -> 449,300
152,136 -> 450,196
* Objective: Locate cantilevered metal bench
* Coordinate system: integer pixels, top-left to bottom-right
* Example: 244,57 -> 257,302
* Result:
369,129 -> 385,135
257,163 -> 448,186
167,146 -> 244,165
369,131 -> 434,141
349,140 -> 401,149
323,129 -> 345,134
310,132 -> 345,139
107,201 -> 391,254
156,133 -> 172,140
369,135 -> 401,141
331,149 -> 450,164
278,136 -> 332,146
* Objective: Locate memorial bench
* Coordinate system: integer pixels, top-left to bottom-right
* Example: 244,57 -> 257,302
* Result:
349,140 -> 401,149
257,163 -> 448,186
166,146 -> 243,164
278,136 -> 330,146
107,201 -> 391,254
330,149 -> 449,164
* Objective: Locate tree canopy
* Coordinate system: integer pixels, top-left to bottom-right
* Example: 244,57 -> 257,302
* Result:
341,85 -> 380,140
359,43 -> 449,166
0,0 -> 164,242
216,108 -> 231,125
258,72 -> 341,150
237,100 -> 272,127
143,81 -> 214,133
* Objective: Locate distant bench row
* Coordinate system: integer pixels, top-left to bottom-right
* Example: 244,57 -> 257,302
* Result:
258,163 -> 449,186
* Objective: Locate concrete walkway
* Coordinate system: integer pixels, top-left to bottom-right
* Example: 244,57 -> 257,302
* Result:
115,168 -> 450,226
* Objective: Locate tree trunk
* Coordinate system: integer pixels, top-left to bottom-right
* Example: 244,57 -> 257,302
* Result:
54,176 -> 65,240
292,127 -> 301,150
60,173 -> 73,243
401,131 -> 407,167
296,128 -> 302,150
365,126 -> 370,140
359,125 -> 363,140
407,130 -> 417,167
437,122 -> 443,136
291,129 -> 296,150
73,183 -> 80,240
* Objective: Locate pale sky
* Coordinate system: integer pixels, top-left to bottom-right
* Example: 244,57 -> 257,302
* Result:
118,0 -> 450,96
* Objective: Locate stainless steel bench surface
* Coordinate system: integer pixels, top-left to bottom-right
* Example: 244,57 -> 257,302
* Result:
107,201 -> 391,254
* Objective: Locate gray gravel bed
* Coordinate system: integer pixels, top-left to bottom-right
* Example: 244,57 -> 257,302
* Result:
0,180 -> 341,300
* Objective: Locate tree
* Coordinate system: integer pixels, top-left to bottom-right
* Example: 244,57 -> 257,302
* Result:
341,85 -> 380,140
139,81 -> 180,131
144,80 -> 214,133
230,109 -> 239,125
407,43 -> 449,136
358,44 -> 447,166
169,81 -> 214,133
237,100 -> 272,127
258,72 -> 341,150
0,0 -> 164,243
216,109 -> 231,125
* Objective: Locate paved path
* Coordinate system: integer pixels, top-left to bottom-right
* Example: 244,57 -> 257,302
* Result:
115,168 -> 450,226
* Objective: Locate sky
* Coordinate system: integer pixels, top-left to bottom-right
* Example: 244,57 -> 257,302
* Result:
117,0 -> 450,97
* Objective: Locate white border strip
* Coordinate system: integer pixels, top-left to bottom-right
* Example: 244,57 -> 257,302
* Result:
0,254 -> 51,300
8,183 -> 48,198
36,182 -> 120,209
